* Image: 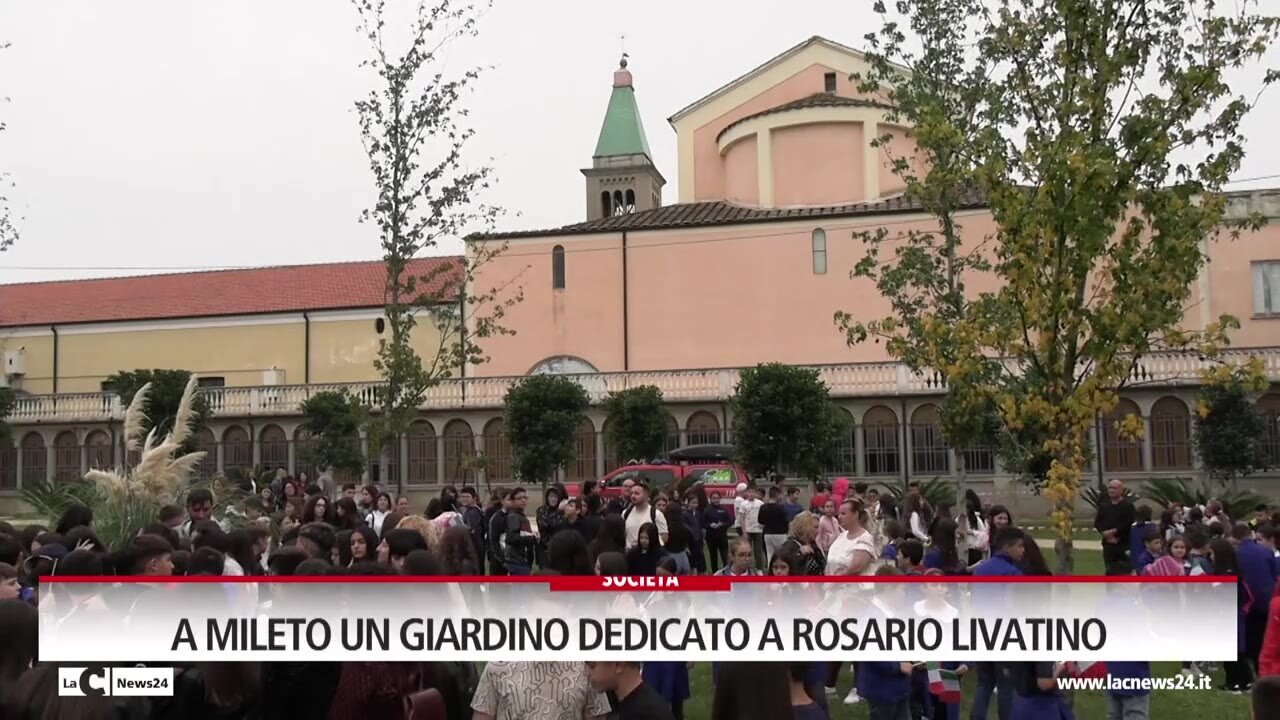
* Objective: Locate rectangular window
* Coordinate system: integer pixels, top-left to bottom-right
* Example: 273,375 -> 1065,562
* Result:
197,377 -> 226,388
824,72 -> 837,93
1254,261 -> 1280,316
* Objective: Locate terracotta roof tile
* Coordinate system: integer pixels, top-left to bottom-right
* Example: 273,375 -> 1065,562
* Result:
716,93 -> 894,141
0,257 -> 462,328
476,188 -> 987,240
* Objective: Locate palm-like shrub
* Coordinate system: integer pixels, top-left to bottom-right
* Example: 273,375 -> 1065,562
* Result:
22,377 -> 210,550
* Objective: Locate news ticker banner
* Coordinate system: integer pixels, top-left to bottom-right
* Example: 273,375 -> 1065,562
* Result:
39,576 -> 1235,663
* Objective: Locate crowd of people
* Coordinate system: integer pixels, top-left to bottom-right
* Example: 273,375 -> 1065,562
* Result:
1,470 -> 1279,720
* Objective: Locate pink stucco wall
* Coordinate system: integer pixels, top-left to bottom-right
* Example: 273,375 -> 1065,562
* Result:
469,211 -> 1275,377
722,135 -> 759,206
468,235 -> 625,376
1206,221 -> 1280,347
771,123 -> 864,206
691,64 -> 876,202
876,125 -> 918,197
470,214 -> 1006,376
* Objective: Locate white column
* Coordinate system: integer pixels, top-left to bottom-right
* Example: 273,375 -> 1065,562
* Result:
595,431 -> 606,478
44,445 -> 55,483
1141,416 -> 1153,473
854,425 -> 866,477
435,434 -> 445,486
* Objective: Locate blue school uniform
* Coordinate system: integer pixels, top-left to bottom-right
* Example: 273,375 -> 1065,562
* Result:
1011,662 -> 1074,720
641,660 -> 689,707
1129,521 -> 1155,562
1132,549 -> 1157,575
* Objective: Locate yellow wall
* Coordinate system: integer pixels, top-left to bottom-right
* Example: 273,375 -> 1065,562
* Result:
0,310 -> 455,394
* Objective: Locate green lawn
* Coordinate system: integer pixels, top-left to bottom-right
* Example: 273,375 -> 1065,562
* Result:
682,662 -> 1251,719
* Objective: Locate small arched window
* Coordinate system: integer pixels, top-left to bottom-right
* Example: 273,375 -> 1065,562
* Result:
600,191 -> 612,217
812,228 -> 828,274
612,191 -> 625,216
551,245 -> 566,290
624,189 -> 636,213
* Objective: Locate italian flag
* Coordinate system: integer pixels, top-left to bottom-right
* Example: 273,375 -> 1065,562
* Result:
927,662 -> 962,704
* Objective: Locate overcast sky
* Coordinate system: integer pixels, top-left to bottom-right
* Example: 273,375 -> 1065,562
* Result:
0,1 -> 1276,284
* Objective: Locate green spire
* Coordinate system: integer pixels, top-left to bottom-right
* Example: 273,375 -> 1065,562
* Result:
593,58 -> 652,160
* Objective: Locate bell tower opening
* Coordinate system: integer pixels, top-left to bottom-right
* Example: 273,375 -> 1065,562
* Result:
582,55 -> 666,221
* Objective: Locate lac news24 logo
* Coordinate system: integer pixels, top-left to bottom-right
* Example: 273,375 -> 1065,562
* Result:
58,666 -> 174,697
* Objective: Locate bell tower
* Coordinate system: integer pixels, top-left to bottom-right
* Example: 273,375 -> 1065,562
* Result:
582,55 -> 665,221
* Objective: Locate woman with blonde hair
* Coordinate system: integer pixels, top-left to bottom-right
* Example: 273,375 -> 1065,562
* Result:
776,511 -> 826,576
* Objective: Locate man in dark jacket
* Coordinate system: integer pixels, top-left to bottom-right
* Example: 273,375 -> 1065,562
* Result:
503,487 -> 537,575
487,494 -> 510,576
1094,479 -> 1135,574
458,486 -> 487,575
1233,522 -> 1278,669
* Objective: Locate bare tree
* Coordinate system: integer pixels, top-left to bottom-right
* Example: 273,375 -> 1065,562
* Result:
0,41 -> 20,251
352,0 -> 522,493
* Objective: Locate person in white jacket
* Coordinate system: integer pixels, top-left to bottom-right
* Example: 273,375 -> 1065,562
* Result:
905,493 -> 932,543
365,492 -> 393,536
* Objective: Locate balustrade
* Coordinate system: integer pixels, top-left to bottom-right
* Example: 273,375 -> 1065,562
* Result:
5,348 -> 1278,424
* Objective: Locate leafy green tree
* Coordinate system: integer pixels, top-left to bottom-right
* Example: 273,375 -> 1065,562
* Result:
103,370 -> 210,451
842,0 -> 1277,572
834,0 -> 997,551
299,390 -> 369,478
503,375 -> 589,487
1194,361 -> 1272,485
604,386 -> 669,464
352,0 -> 523,494
729,363 -> 846,479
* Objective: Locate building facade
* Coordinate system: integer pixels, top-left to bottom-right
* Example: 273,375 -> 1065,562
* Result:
1,37 -> 1278,513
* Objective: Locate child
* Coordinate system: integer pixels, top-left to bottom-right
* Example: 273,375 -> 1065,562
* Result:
898,539 -> 925,575
879,519 -> 904,563
1132,526 -> 1163,575
1130,505 -> 1155,562
1186,528 -> 1212,576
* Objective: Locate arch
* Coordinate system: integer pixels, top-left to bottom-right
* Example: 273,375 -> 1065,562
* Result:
624,189 -> 636,212
406,420 -> 438,485
909,404 -> 949,475
569,418 -> 598,483
482,418 -> 511,484
528,356 -> 600,376
292,426 -> 315,481
612,190 -> 624,215
551,245 -> 566,290
828,407 -> 856,475
811,228 -> 828,274
686,411 -> 722,446
259,424 -> 288,474
194,428 -> 217,481
85,430 -> 112,471
222,425 -> 252,474
1259,393 -> 1280,467
600,191 -> 612,217
862,405 -> 900,476
20,432 -> 46,487
53,431 -> 80,483
1150,396 -> 1192,469
441,419 -> 475,484
1102,398 -> 1143,472
664,414 -> 680,454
